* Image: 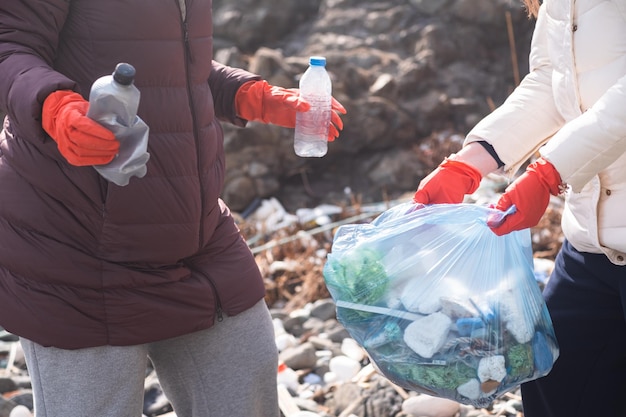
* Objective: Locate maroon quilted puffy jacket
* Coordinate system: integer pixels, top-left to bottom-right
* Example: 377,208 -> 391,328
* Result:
0,0 -> 266,349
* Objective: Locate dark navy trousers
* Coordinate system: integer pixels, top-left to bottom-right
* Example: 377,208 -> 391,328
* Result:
521,240 -> 626,417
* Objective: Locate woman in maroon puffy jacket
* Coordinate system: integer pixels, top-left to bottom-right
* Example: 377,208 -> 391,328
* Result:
0,1 -> 345,416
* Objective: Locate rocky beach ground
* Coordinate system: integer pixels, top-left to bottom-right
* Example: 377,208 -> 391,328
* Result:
0,302 -> 526,417
0,297 -> 533,417
0,180 -> 563,417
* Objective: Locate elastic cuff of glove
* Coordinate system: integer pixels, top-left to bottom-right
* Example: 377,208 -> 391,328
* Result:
440,158 -> 483,194
44,90 -> 82,108
529,158 -> 564,196
235,80 -> 267,122
42,90 -> 84,136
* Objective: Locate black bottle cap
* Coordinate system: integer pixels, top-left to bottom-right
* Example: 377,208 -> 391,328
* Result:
113,63 -> 136,86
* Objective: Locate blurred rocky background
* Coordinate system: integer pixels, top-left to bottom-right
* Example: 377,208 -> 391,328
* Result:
213,0 -> 536,213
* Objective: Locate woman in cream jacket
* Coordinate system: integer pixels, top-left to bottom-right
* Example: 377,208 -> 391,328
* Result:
413,0 -> 626,415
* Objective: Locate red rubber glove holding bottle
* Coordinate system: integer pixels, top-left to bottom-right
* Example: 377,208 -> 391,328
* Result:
42,91 -> 120,166
413,158 -> 483,204
235,80 -> 346,141
490,157 -> 563,236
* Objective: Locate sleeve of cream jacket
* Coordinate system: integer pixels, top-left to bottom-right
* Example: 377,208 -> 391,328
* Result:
465,4 -> 626,193
463,5 -> 566,177
539,73 -> 626,192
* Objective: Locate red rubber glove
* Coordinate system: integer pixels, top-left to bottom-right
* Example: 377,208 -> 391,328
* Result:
235,80 -> 346,141
413,159 -> 483,204
42,90 -> 119,166
490,157 -> 563,236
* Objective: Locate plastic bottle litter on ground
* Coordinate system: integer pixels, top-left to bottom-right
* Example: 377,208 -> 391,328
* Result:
277,362 -> 300,392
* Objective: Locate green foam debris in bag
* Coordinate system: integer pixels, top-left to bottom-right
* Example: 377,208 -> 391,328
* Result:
323,247 -> 388,305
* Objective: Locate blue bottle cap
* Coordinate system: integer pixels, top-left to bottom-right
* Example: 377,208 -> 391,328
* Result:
309,56 -> 326,66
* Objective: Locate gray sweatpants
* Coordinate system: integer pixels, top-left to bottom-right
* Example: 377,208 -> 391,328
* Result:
20,299 -> 280,417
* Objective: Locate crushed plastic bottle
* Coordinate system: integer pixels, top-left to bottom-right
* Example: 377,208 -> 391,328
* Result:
87,62 -> 150,186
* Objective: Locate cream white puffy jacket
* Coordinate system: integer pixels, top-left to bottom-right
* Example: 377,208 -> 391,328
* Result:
465,0 -> 626,265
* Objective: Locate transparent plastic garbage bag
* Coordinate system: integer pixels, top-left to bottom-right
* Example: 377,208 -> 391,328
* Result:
323,202 -> 559,407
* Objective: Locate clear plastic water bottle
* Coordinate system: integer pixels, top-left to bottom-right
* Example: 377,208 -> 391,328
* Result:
87,62 -> 150,186
294,56 -> 332,158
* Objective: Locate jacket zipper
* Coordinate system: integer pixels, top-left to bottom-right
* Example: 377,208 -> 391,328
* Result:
176,1 -> 223,322
208,279 -> 224,322
177,1 -> 203,248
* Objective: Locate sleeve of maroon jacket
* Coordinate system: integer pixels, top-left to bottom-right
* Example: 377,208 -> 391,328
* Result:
0,1 -> 78,142
208,60 -> 261,127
